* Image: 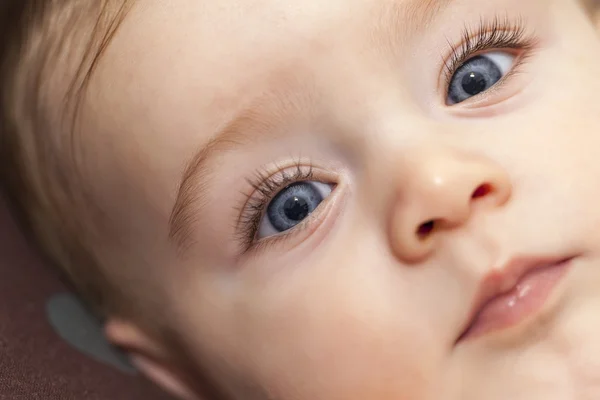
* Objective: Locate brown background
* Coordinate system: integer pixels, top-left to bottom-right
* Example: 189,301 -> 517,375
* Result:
0,196 -> 171,400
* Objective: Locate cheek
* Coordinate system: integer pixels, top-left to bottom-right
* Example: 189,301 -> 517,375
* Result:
215,242 -> 449,399
473,36 -> 600,251
527,94 -> 600,244
489,112 -> 600,256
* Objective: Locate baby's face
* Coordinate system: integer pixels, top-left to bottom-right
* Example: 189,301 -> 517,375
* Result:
80,0 -> 600,398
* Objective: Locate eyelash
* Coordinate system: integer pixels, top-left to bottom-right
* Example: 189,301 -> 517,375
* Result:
237,160 -> 315,251
443,16 -> 538,91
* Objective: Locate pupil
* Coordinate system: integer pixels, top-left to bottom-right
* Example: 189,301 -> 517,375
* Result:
461,71 -> 487,95
283,196 -> 310,221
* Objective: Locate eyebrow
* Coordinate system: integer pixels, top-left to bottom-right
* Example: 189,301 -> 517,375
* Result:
168,0 -> 454,252
168,88 -> 315,251
168,108 -> 267,252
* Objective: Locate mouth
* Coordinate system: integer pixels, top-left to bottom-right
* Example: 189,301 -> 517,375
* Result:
456,256 -> 575,343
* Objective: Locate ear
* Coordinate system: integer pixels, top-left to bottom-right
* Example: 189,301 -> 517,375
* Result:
104,319 -> 198,400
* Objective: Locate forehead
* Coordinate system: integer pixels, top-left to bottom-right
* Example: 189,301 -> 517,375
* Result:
113,0 -> 430,92
96,0 -> 541,105
92,0 -> 531,124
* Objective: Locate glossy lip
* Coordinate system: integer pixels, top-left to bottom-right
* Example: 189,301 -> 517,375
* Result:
456,255 -> 576,343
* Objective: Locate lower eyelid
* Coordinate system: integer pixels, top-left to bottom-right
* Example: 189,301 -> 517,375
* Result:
256,181 -> 335,241
234,163 -> 341,247
445,68 -> 533,115
443,50 -> 531,109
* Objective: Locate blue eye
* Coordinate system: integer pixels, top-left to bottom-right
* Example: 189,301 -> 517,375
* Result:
447,51 -> 515,105
258,181 -> 333,238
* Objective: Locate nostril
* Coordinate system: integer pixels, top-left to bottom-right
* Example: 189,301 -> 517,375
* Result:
472,183 -> 493,199
416,220 -> 435,239
412,184 -> 496,243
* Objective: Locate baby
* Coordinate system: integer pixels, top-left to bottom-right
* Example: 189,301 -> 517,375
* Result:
3,0 -> 600,399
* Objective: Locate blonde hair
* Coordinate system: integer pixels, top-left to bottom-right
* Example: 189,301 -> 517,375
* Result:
0,0 -> 134,318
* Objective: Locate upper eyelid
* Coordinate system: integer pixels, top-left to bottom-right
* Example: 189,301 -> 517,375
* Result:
237,164 -> 315,223
237,176 -> 343,257
236,159 -> 348,250
236,163 -> 336,246
440,17 -> 533,84
443,47 -> 520,87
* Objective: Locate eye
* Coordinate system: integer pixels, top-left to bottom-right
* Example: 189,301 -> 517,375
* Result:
446,51 -> 516,105
257,181 -> 333,239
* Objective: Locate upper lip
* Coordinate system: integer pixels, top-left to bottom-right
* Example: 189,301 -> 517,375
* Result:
456,255 -> 575,342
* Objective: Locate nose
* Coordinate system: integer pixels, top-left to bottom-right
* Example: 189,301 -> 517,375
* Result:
389,148 -> 511,263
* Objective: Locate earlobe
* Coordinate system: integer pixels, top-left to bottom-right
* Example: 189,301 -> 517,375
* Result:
104,319 -> 198,400
129,354 -> 198,400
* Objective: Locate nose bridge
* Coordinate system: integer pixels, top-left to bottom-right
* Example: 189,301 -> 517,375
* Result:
389,146 -> 511,263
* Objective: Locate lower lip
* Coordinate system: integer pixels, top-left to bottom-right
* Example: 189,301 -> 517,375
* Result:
458,259 -> 572,342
